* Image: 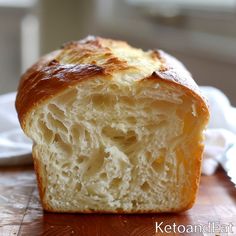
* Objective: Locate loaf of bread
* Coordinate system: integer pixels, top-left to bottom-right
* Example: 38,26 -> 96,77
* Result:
16,36 -> 209,213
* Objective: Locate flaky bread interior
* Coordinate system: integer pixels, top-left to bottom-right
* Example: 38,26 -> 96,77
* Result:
17,37 -> 209,213
27,79 -> 206,213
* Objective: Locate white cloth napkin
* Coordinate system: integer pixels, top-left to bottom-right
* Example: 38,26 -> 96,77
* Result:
200,87 -> 236,182
0,92 -> 32,166
0,88 -> 236,180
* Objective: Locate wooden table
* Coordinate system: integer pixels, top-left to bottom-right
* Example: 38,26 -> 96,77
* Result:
0,165 -> 235,236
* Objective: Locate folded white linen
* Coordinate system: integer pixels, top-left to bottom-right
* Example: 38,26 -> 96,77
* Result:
0,92 -> 32,166
203,129 -> 236,175
200,87 -> 236,182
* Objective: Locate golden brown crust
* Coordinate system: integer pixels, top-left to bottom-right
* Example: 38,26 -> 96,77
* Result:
150,50 -> 208,107
57,38 -> 129,73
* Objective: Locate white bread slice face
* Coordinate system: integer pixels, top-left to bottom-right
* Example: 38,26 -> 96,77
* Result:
16,36 -> 209,213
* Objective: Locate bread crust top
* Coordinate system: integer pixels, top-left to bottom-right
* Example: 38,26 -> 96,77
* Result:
16,36 -> 209,129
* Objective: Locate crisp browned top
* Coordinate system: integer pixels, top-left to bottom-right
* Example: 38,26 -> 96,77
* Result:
16,36 -> 130,128
16,60 -> 104,128
15,36 -> 209,129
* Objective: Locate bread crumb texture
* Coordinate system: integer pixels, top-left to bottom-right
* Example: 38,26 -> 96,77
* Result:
16,36 -> 209,213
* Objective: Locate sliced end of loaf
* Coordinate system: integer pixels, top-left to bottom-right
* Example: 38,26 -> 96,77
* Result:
27,76 -> 207,213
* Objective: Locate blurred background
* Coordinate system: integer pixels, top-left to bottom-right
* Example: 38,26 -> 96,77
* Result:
0,0 -> 236,104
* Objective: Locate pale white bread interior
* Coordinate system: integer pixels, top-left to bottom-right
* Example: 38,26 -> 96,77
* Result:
20,37 -> 209,213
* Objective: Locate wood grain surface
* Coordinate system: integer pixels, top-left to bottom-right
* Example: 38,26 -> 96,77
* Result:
0,165 -> 235,236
